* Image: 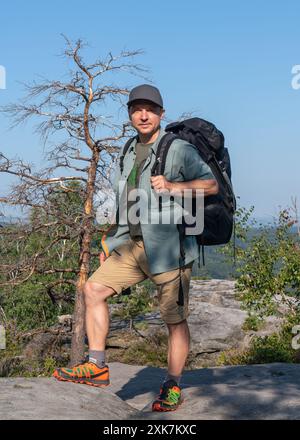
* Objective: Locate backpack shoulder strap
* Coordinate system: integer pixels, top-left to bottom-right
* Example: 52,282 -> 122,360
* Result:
151,132 -> 178,176
119,136 -> 138,174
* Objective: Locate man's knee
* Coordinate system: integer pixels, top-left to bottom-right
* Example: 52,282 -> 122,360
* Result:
83,281 -> 115,305
167,319 -> 188,332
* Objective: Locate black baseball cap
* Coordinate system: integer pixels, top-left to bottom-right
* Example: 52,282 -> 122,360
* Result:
127,84 -> 163,109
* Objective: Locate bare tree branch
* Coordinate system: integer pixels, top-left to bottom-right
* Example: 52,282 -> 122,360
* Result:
0,35 -> 150,364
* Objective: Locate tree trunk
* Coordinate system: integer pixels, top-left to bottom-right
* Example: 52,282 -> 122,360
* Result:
70,273 -> 87,365
70,148 -> 99,365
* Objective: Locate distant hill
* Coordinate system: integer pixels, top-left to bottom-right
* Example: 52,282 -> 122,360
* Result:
192,223 -> 299,280
1,218 -> 297,280
192,245 -> 235,279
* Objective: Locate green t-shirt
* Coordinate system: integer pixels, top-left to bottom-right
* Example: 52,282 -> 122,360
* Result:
127,142 -> 153,238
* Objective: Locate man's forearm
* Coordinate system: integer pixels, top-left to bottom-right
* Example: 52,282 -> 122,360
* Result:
168,179 -> 219,197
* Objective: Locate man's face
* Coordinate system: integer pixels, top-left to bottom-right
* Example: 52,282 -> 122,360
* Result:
129,100 -> 164,137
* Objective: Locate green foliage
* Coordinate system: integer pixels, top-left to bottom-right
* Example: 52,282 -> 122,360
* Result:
217,203 -> 300,365
218,314 -> 300,366
0,181 -> 101,333
219,202 -> 255,265
40,357 -> 58,376
191,275 -> 211,280
219,203 -> 300,318
134,321 -> 149,331
2,356 -> 62,378
122,331 -> 168,367
0,320 -> 69,377
0,322 -> 24,377
111,279 -> 156,325
236,209 -> 300,318
0,321 -> 22,359
191,247 -> 234,280
0,280 -> 73,331
242,314 -> 264,331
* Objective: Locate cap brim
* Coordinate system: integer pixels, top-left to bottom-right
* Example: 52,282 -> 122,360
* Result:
127,99 -> 163,108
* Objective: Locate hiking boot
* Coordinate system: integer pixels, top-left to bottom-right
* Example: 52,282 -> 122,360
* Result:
52,360 -> 110,388
152,379 -> 183,412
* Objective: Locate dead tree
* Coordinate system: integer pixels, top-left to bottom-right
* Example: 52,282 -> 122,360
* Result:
0,37 -> 147,364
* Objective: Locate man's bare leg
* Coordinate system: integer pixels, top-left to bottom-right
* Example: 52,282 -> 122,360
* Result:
84,281 -> 116,351
151,319 -> 189,411
167,319 -> 190,377
52,281 -> 116,385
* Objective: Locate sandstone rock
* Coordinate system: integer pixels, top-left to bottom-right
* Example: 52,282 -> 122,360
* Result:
107,279 -> 288,367
187,279 -> 285,365
3,279 -> 288,375
187,280 -> 247,365
0,376 -> 137,420
57,314 -> 73,330
1,362 -> 300,420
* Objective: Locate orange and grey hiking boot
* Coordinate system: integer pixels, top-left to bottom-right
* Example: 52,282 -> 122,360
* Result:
152,379 -> 183,412
52,360 -> 110,388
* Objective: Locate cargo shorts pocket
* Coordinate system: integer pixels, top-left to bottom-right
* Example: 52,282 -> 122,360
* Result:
153,264 -> 192,324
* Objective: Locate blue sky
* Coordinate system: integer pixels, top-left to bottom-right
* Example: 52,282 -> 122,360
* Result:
0,0 -> 299,219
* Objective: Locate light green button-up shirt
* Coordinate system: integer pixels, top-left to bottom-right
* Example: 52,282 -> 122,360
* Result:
103,128 -> 214,274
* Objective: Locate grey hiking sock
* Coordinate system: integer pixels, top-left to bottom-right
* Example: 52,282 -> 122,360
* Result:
88,350 -> 106,368
163,373 -> 182,386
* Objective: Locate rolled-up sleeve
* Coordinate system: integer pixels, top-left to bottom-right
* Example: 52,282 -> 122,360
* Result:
182,142 -> 215,180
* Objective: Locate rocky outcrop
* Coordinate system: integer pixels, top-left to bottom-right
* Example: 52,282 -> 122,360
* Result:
0,376 -> 137,420
124,279 -> 285,367
188,279 -> 286,366
188,279 -> 247,365
1,362 -> 300,420
0,279 -> 286,375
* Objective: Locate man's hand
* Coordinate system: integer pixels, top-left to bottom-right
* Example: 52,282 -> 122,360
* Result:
99,251 -> 107,265
150,175 -> 172,193
150,175 -> 219,197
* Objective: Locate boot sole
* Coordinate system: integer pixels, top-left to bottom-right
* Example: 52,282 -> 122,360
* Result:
152,398 -> 184,412
53,375 -> 110,388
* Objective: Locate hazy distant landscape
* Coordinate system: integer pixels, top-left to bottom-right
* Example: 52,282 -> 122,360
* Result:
2,215 -> 295,281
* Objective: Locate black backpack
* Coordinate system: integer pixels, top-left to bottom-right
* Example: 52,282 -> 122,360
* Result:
120,118 -> 236,249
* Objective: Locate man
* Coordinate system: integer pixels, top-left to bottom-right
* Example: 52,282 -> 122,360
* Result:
53,84 -> 218,412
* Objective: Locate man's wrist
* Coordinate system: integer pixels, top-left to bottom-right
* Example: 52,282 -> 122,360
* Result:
167,181 -> 176,192
169,181 -> 182,194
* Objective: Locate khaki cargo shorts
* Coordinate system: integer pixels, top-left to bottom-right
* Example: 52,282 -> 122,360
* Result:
88,237 -> 193,324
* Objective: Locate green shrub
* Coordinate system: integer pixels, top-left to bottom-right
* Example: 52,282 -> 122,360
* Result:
236,210 -> 300,318
110,280 -> 156,325
218,314 -> 300,366
1,279 -> 74,332
41,357 -> 58,376
122,331 -> 168,367
242,314 -> 264,331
